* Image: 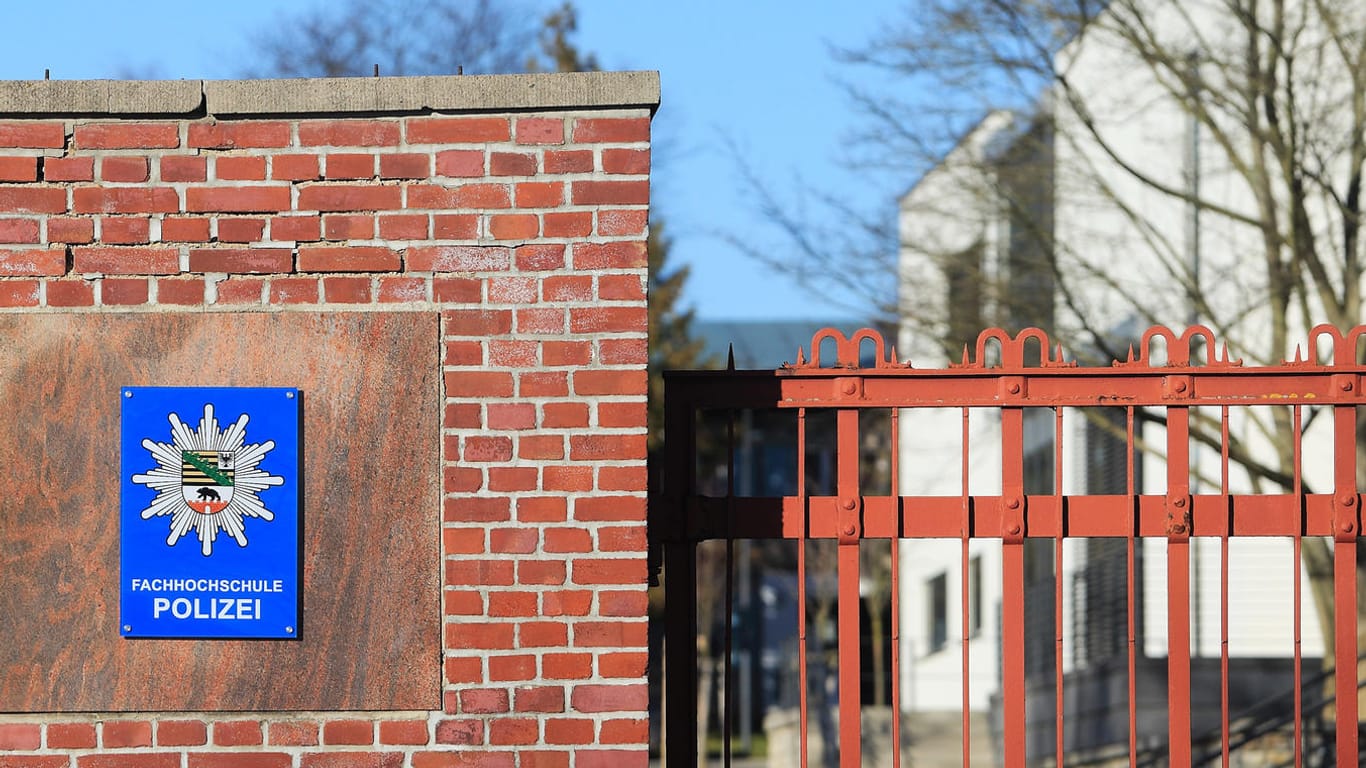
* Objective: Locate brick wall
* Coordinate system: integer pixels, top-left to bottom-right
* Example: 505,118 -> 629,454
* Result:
0,73 -> 656,767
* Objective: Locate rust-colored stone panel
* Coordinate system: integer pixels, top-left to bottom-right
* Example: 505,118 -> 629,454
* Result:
0,312 -> 439,712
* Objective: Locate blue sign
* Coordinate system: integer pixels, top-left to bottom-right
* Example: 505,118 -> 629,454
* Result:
120,387 -> 299,639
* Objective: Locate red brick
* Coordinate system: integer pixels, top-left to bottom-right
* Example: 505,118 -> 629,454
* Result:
270,215 -> 322,242
299,754 -> 404,768
602,148 -> 650,175
458,688 -> 510,714
377,276 -> 427,302
73,246 -> 178,275
444,496 -> 510,524
519,620 -> 568,647
573,241 -> 647,269
573,751 -> 648,768
431,213 -> 477,239
444,559 -> 514,586
521,752 -> 570,768
574,369 -> 647,396
544,528 -> 591,553
488,654 -> 536,681
161,156 -> 207,182
519,371 -> 567,398
444,340 -> 483,366
488,337 -> 537,365
570,434 -> 646,461
214,720 -> 262,746
408,245 -> 509,273
486,402 -> 535,429
542,211 -> 591,238
414,749 -> 518,768
600,275 -> 646,302
514,182 -> 563,208
543,276 -> 592,302
190,247 -> 292,274
379,153 -> 429,179
443,658 -> 483,686
161,216 -> 211,242
571,181 -> 649,206
543,466 -> 591,493
299,120 -> 400,147
215,277 -> 265,304
599,719 -> 648,745
216,156 -> 268,180
156,277 -> 206,305
433,719 -> 483,746
433,276 -> 481,303
101,216 -> 150,244
103,720 -> 152,748
298,245 -> 398,272
0,279 -> 39,306
47,722 -> 98,749
543,150 -> 593,174
101,156 -> 149,182
185,186 -> 290,213
600,652 -> 649,680
515,308 -> 565,334
377,720 -> 428,747
75,122 -> 179,149
541,402 -> 589,428
443,402 -> 481,429
268,721 -> 319,746
572,558 -> 646,585
48,217 -> 94,244
487,467 -> 537,492
598,587 -> 649,616
575,620 -> 647,647
544,718 -> 593,745
157,719 -> 207,747
516,498 -> 566,524
322,276 -> 371,303
574,495 -> 646,521
571,306 -> 647,334
515,244 -> 565,271
325,153 -> 375,180
407,117 -> 510,144
269,276 -> 319,304
443,526 -> 486,555
515,117 -> 564,145
188,754 -> 291,768
0,156 -> 38,181
597,401 -> 645,427
0,218 -> 38,244
573,117 -> 649,143
490,528 -> 538,555
322,213 -> 375,240
101,277 -> 149,305
598,209 -> 647,236
188,121 -> 290,149
598,467 -> 646,493
322,720 -> 373,746
44,156 -> 94,181
445,309 -> 513,337
489,214 -> 538,240
443,588 -> 484,614
490,152 -> 536,176
272,154 -> 321,181
0,724 -> 40,750
79,756 -> 179,768
72,187 -> 173,214
0,121 -> 64,149
489,719 -> 537,746
298,184 -> 400,211
217,217 -> 266,243
0,187 -> 66,213
434,150 -> 485,178
379,213 -> 428,239
514,686 -> 565,714
542,591 -> 593,617
462,435 -> 512,462
542,652 -> 593,680
570,684 -> 647,714
517,560 -> 566,586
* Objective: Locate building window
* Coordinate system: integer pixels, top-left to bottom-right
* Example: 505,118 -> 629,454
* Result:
928,572 -> 948,654
968,555 -> 982,638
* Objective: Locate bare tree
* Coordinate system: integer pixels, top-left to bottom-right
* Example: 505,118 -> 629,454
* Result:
247,0 -> 540,77
744,0 -> 1366,694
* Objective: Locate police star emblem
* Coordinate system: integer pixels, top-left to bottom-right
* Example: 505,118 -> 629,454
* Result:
131,403 -> 284,556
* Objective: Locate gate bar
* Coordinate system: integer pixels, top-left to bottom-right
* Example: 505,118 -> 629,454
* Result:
1001,403 -> 1026,768
1167,402 -> 1193,767
836,407 -> 862,768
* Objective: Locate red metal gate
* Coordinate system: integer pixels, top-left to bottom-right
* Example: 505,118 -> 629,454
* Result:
656,325 -> 1363,768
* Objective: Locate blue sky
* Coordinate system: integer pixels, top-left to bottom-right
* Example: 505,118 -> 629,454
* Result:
0,1 -> 911,322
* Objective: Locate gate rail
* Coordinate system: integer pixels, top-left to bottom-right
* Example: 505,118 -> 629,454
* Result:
655,325 -> 1364,768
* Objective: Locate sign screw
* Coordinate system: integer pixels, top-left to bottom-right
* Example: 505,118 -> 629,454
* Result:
124,391 -> 132,398
123,625 -> 131,632
1007,523 -> 1021,536
285,626 -> 294,633
286,391 -> 295,399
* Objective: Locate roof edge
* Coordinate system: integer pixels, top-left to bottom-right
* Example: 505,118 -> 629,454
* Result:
0,71 -> 661,118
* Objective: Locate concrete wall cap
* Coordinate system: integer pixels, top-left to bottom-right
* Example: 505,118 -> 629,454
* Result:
0,71 -> 660,118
